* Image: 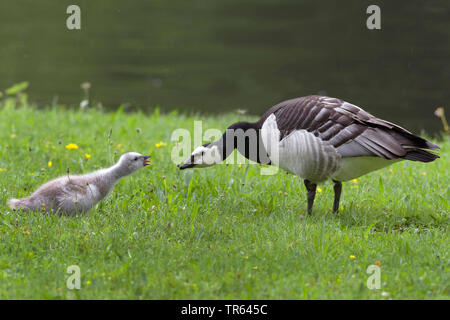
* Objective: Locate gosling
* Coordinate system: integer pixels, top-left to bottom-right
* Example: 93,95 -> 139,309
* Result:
8,152 -> 151,215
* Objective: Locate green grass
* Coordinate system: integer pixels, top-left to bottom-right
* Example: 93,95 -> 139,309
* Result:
0,99 -> 448,299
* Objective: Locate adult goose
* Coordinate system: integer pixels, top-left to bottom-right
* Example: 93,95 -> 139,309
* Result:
179,95 -> 440,214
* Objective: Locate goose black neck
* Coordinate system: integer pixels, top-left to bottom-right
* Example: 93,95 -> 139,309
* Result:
214,121 -> 270,164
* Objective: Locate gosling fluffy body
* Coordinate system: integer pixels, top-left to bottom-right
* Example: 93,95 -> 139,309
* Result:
8,152 -> 150,215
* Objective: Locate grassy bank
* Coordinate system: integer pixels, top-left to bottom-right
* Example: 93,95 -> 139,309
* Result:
0,101 -> 448,299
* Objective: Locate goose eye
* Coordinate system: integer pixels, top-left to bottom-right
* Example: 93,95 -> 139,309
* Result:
134,157 -> 138,161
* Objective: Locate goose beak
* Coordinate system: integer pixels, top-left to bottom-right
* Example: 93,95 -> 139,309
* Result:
143,155 -> 151,166
178,157 -> 195,170
178,162 -> 194,170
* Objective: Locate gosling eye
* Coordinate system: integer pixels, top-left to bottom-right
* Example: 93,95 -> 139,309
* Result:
134,157 -> 138,161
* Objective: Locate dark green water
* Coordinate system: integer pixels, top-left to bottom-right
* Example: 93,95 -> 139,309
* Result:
0,0 -> 449,133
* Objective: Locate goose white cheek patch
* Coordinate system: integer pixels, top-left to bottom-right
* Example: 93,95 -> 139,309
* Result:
204,145 -> 222,165
192,145 -> 222,166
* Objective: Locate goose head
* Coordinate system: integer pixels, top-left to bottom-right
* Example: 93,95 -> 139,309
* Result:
178,121 -> 270,170
117,152 -> 151,175
178,143 -> 223,169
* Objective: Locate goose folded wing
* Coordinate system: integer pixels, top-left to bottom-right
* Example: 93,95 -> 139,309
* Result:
322,106 -> 436,159
264,96 -> 438,160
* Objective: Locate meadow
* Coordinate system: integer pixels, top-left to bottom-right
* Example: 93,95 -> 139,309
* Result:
0,91 -> 448,299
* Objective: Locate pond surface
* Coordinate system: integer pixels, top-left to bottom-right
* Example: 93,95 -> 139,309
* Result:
0,0 -> 449,134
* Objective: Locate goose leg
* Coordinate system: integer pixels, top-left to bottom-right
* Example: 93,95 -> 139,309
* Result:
332,180 -> 342,213
303,179 -> 317,215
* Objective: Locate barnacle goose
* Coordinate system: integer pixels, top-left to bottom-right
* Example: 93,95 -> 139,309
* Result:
179,95 -> 440,214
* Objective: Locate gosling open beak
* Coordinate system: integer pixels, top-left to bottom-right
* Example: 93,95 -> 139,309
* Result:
143,155 -> 151,166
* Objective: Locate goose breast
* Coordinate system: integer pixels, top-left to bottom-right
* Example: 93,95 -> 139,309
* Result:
261,114 -> 340,182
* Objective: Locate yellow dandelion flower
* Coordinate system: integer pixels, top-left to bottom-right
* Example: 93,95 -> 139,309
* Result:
10,133 -> 17,139
238,164 -> 242,168
421,171 -> 427,176
317,188 -> 322,193
85,153 -> 91,159
65,143 -> 79,150
86,280 -> 92,285
155,141 -> 167,148
0,168 -> 6,172
48,161 -> 52,168
352,179 -> 358,183
349,255 -> 356,259
117,144 -> 122,149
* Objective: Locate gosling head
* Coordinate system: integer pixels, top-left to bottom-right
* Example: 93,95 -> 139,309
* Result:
116,152 -> 151,175
178,143 -> 223,170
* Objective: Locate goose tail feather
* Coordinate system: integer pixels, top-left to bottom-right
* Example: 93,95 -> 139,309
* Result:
403,149 -> 440,162
425,140 -> 440,150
